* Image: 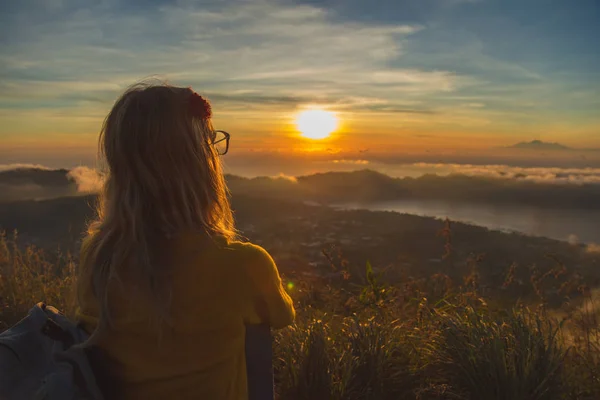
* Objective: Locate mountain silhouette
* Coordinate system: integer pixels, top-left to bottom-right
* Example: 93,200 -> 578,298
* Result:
509,140 -> 570,150
3,167 -> 600,210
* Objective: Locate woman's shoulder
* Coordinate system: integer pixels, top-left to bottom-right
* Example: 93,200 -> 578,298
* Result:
223,240 -> 273,263
170,233 -> 275,270
222,241 -> 280,283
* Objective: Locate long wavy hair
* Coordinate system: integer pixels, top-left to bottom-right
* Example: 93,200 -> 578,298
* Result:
79,82 -> 236,335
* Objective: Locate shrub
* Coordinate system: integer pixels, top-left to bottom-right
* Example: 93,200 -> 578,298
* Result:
2,231 -> 600,399
432,306 -> 566,400
0,231 -> 76,330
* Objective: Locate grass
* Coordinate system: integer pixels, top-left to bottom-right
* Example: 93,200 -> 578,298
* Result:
0,231 -> 76,330
1,230 -> 600,399
432,307 -> 565,399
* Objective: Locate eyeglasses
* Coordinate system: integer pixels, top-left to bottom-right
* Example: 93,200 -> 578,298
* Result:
210,130 -> 230,155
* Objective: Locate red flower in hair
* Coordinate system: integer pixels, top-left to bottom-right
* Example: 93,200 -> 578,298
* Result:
189,91 -> 212,119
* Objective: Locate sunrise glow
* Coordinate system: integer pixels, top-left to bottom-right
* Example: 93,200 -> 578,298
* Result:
295,109 -> 338,140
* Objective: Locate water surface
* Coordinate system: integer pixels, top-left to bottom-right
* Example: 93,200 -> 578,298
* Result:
339,200 -> 600,244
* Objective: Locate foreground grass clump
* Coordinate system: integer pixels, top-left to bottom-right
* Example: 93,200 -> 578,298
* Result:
272,303 -> 573,399
1,231 -> 600,399
274,314 -> 421,400
0,232 -> 76,330
432,307 -> 565,400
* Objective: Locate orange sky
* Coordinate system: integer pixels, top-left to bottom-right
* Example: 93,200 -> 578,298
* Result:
1,0 -> 599,167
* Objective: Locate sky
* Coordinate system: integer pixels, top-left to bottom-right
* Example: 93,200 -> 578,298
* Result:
1,0 -> 599,171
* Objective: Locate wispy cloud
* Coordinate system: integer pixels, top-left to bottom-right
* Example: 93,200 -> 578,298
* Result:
1,0 -> 598,153
67,166 -> 103,193
271,173 -> 298,183
587,244 -> 600,254
412,163 -> 600,184
0,0 -> 463,123
332,159 -> 370,165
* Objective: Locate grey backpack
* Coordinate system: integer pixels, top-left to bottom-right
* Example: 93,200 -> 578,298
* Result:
0,303 -> 103,400
1,303 -> 275,400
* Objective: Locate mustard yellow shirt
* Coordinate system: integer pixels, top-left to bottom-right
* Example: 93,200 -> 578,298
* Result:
76,234 -> 295,400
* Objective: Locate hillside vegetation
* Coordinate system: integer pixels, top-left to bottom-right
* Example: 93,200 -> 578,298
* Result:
1,227 -> 600,399
2,174 -> 599,398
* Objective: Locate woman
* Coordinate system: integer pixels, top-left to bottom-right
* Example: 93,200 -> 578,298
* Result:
76,82 -> 295,399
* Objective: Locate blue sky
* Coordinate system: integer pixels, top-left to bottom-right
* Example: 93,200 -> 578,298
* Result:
0,0 -> 599,168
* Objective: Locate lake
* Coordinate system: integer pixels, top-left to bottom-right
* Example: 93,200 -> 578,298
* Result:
338,200 -> 600,244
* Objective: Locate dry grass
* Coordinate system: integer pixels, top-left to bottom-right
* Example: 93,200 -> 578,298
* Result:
0,231 -> 76,330
1,230 -> 600,399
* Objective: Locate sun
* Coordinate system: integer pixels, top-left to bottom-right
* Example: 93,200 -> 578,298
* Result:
295,109 -> 338,140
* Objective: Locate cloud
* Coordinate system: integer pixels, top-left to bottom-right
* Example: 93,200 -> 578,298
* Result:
411,163 -> 600,185
2,0 -> 599,154
67,166 -> 103,193
271,173 -> 298,183
204,92 -> 436,114
587,244 -> 600,254
0,0 -> 463,121
332,159 -> 370,165
568,234 -> 580,245
369,70 -> 459,92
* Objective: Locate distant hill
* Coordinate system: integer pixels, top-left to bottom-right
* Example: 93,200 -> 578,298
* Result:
3,167 -> 600,210
0,167 -> 78,202
227,169 -> 600,210
0,191 -> 594,271
509,140 -> 571,150
0,194 -> 317,251
0,168 -> 71,186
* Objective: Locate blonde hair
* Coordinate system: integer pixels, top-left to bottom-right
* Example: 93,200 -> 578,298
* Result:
79,81 -> 236,334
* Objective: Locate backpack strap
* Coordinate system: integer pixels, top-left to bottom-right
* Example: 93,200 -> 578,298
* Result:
41,319 -> 75,349
34,305 -> 104,400
51,345 -> 105,400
